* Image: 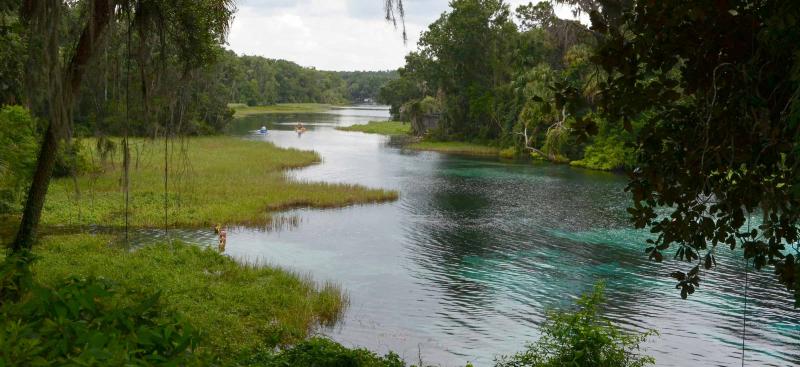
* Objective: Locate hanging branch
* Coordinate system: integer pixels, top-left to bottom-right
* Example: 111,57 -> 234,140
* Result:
122,2 -> 133,245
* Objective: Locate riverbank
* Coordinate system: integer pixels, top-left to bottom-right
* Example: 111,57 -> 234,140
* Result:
42,137 -> 397,228
231,103 -> 334,117
408,141 -> 501,156
28,233 -> 347,359
336,120 -> 411,135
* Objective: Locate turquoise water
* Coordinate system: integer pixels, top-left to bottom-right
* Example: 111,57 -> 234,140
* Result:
164,106 -> 799,366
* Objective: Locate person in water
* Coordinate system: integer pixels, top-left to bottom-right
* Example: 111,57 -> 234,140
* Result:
215,224 -> 227,252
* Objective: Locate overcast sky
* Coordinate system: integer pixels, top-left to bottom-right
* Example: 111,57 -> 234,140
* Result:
227,0 -> 582,71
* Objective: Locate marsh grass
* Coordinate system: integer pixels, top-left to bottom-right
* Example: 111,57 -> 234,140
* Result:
231,103 -> 333,117
43,137 -> 397,228
408,141 -> 500,156
336,120 -> 411,135
31,234 -> 349,357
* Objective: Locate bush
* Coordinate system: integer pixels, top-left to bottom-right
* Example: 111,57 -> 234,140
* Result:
495,283 -> 655,367
242,337 -> 407,367
499,147 -> 517,159
570,135 -> 634,171
0,252 -> 210,366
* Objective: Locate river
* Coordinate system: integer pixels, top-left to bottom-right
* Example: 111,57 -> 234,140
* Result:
182,106 -> 799,366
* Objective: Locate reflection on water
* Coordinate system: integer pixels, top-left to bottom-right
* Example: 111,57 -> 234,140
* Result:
152,106 -> 798,366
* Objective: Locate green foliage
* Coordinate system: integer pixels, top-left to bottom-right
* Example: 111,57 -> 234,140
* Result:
0,6 -> 24,105
499,147 -> 517,159
42,137 -> 397,228
415,0 -> 517,140
52,138 -> 97,178
408,141 -> 500,156
495,283 -> 655,367
0,253 -> 208,366
0,106 -> 38,213
564,0 -> 800,303
33,236 -> 349,359
401,96 -> 441,122
379,70 -> 425,120
335,70 -> 399,102
226,55 -> 394,109
387,1 -> 610,167
570,118 -> 636,171
337,121 -> 411,135
232,103 -> 332,117
243,337 -> 406,367
569,135 -> 633,171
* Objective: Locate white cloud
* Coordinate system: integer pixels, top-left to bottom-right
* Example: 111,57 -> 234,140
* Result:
227,0 -> 585,71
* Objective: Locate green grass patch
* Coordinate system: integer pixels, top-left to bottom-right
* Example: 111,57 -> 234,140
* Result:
336,121 -> 411,135
43,137 -> 397,228
408,141 -> 500,156
231,103 -> 333,117
31,234 -> 348,358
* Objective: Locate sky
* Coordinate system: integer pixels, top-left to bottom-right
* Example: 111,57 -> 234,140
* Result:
226,0 -> 583,71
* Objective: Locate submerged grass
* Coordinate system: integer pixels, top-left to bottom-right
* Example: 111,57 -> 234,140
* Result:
408,141 -> 500,156
336,120 -> 411,135
43,137 -> 397,228
31,234 -> 348,357
231,103 -> 333,117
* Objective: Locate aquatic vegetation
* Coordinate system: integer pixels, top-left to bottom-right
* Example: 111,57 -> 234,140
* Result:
337,120 -> 411,135
30,235 -> 348,358
42,137 -> 397,228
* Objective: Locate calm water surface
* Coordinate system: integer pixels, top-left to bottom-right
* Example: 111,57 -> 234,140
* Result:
175,106 -> 798,366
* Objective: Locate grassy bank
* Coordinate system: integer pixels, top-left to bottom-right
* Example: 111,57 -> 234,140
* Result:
231,103 -> 333,117
30,234 -> 346,358
43,137 -> 397,228
336,120 -> 411,135
408,141 -> 501,156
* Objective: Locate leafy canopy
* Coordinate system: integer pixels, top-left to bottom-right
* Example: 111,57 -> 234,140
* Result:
564,0 -> 800,303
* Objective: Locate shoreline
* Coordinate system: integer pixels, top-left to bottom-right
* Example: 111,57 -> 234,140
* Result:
42,136 -> 398,229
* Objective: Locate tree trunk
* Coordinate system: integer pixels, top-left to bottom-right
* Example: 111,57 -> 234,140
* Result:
11,123 -> 60,252
12,0 -> 113,252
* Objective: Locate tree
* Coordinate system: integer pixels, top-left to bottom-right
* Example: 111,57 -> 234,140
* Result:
563,1 -> 800,304
12,0 -> 234,252
416,0 -> 518,139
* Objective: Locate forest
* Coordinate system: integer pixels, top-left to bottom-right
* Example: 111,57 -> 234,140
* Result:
1,11 -> 394,137
379,1 -> 633,170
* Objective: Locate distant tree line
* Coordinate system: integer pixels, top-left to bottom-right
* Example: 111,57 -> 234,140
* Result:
334,70 -> 398,103
1,14 -> 395,138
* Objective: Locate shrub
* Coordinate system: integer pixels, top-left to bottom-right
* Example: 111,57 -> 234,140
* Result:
0,252 -> 210,366
242,337 -> 407,367
499,147 -> 517,159
570,135 -> 634,171
495,283 -> 655,367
